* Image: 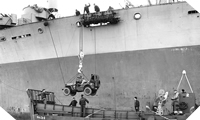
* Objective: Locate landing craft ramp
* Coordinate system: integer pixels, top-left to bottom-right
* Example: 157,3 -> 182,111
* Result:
27,89 -> 141,120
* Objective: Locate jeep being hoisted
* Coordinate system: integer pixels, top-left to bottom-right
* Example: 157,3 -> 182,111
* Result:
62,72 -> 100,96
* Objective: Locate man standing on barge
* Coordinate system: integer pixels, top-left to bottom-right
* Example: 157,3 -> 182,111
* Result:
79,94 -> 89,117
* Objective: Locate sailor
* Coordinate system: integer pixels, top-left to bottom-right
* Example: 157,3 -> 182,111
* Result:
125,3 -> 129,9
181,89 -> 186,93
84,3 -> 91,14
69,97 -> 77,107
79,94 -> 89,117
134,97 -> 140,112
171,90 -> 179,100
81,78 -> 87,85
75,9 -> 80,16
76,75 -> 83,86
90,74 -> 95,84
171,90 -> 179,113
108,6 -> 114,11
37,89 -> 50,104
180,89 -> 187,98
94,4 -> 100,13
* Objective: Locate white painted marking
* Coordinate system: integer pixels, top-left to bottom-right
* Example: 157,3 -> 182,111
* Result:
0,106 -> 16,120
186,0 -> 200,12
187,107 -> 200,120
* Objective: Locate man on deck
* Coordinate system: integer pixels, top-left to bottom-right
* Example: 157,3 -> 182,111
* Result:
84,3 -> 91,14
134,97 -> 140,112
94,4 -> 100,13
171,90 -> 179,113
37,89 -> 49,104
75,9 -> 80,16
69,97 -> 77,107
79,94 -> 89,117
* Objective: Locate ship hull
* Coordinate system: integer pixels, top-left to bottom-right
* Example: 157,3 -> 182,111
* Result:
1,45 -> 200,114
0,2 -> 199,119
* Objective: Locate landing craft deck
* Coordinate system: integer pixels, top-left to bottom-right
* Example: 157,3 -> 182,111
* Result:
0,1 -> 199,119
27,89 -> 191,120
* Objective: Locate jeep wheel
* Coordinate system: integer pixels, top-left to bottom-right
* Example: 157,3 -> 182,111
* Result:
63,87 -> 71,96
91,90 -> 97,96
71,91 -> 77,96
84,86 -> 92,96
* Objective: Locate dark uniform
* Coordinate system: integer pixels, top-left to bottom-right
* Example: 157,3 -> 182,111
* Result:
84,4 -> 90,14
79,94 -> 89,117
94,4 -> 100,13
76,9 -> 80,16
69,98 -> 77,107
134,97 -> 140,112
38,89 -> 49,104
108,6 -> 114,11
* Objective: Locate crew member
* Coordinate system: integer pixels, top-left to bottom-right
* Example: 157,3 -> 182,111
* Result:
181,89 -> 187,98
76,75 -> 83,86
134,97 -> 140,112
108,6 -> 114,11
90,74 -> 95,84
75,9 -> 80,16
69,97 -> 77,107
81,78 -> 87,85
37,89 -> 49,104
94,4 -> 100,13
171,90 -> 179,113
84,3 -> 91,14
79,94 -> 89,117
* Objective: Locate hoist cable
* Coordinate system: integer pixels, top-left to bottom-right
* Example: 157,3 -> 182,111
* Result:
94,28 -> 97,74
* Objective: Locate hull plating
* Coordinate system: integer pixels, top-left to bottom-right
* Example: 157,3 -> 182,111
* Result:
0,2 -> 199,119
0,45 -> 200,114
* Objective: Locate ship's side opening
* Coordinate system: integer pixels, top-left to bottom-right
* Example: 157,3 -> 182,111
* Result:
188,10 -> 199,14
11,34 -> 31,40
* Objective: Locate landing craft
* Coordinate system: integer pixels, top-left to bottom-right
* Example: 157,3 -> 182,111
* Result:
0,0 -> 199,120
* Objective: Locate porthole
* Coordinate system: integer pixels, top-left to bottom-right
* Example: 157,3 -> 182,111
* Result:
0,36 -> 6,41
76,21 -> 82,27
38,28 -> 43,34
134,13 -> 141,20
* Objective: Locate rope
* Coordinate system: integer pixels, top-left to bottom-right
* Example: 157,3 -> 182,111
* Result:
185,74 -> 194,93
177,70 -> 193,93
0,80 -> 25,92
85,108 -> 105,118
54,95 -> 63,105
48,26 -> 66,85
82,71 -> 90,81
66,27 -> 77,56
177,73 -> 183,90
67,73 -> 79,83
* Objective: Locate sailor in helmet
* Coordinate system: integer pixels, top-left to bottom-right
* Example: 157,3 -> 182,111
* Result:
171,90 -> 179,114
37,89 -> 50,104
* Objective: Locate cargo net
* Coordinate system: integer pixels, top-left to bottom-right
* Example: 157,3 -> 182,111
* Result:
79,11 -> 120,27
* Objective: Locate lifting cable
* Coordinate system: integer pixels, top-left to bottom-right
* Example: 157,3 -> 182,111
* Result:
93,28 -> 97,74
66,25 -> 85,83
48,26 -> 66,84
78,26 -> 84,73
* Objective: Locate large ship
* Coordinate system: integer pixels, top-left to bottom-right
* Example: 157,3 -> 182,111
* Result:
0,0 -> 199,119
